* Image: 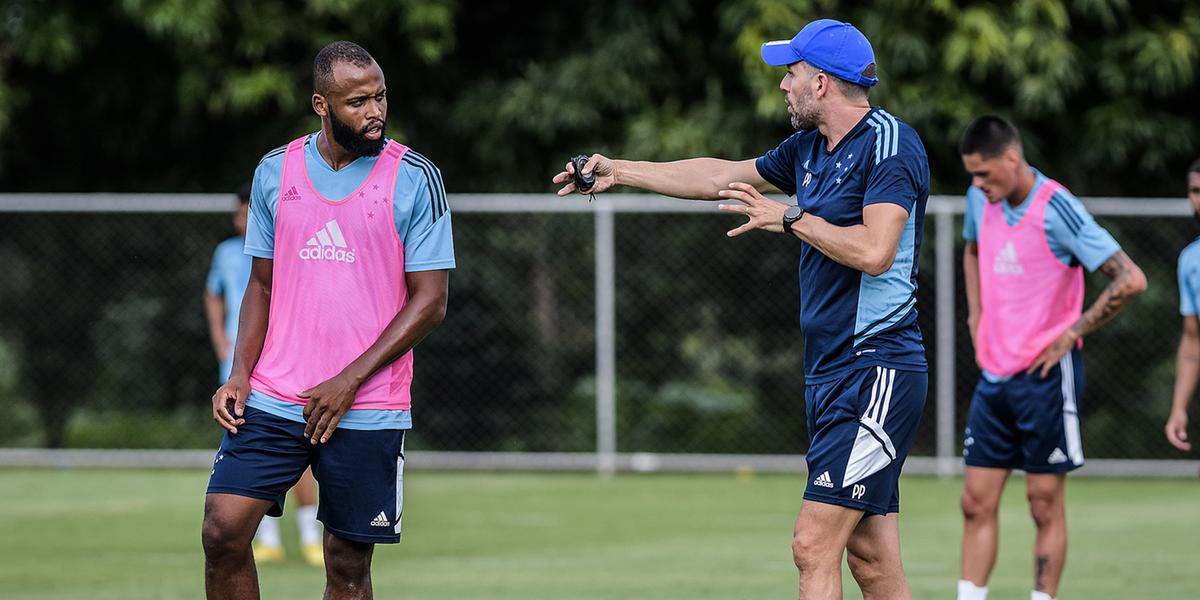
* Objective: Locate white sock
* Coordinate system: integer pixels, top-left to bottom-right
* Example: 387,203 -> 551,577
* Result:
297,504 -> 321,546
1031,592 -> 1055,600
254,515 -> 282,548
958,579 -> 988,600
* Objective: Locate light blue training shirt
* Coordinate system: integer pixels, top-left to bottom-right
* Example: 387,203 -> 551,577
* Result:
1179,238 -> 1200,316
243,132 -> 456,430
206,236 -> 252,382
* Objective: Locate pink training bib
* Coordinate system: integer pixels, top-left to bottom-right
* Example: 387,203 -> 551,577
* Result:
250,135 -> 414,410
975,179 -> 1084,376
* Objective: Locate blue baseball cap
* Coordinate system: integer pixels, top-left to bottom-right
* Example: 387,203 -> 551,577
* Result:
760,19 -> 879,87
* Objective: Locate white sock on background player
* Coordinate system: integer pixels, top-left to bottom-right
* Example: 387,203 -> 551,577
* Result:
1030,591 -> 1055,600
957,579 -> 988,600
255,515 -> 282,548
297,504 -> 321,546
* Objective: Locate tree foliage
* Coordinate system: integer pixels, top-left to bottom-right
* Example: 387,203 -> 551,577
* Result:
1,1 -> 1197,451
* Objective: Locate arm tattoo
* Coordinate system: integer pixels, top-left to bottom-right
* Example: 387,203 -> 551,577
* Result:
1035,554 -> 1050,591
1069,251 -> 1143,338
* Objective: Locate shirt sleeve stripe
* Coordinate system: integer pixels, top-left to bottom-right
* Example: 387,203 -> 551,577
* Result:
1047,200 -> 1081,235
880,110 -> 901,157
1048,194 -> 1083,230
402,152 -> 449,222
404,151 -> 448,219
1049,193 -> 1085,230
257,144 -> 287,165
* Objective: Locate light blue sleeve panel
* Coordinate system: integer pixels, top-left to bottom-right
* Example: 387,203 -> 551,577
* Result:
962,187 -> 985,241
397,150 -> 456,272
1179,242 -> 1200,316
1044,189 -> 1121,272
244,146 -> 286,259
206,244 -> 224,294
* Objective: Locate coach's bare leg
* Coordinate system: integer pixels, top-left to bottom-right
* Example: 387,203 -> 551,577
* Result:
1027,473 -> 1067,597
793,499 -> 863,599
203,493 -> 275,600
960,466 -> 1010,586
846,513 -> 911,600
323,530 -> 375,600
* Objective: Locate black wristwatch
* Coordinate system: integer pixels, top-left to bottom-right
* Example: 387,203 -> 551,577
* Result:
782,205 -> 805,234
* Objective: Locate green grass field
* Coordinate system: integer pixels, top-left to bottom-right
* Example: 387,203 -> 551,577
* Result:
1,468 -> 1197,599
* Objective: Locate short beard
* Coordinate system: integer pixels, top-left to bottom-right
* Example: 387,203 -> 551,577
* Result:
329,109 -> 386,157
788,93 -> 820,131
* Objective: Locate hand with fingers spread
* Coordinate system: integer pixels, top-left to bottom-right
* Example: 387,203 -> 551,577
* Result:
300,373 -> 360,444
717,182 -> 789,237
211,376 -> 250,434
553,154 -> 617,197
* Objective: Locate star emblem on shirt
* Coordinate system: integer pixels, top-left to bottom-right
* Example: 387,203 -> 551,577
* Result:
359,191 -> 365,197
373,184 -> 379,190
836,177 -> 843,185
367,211 -> 375,219
847,153 -> 854,159
836,161 -> 842,169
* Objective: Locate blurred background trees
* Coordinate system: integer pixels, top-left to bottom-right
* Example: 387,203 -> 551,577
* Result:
0,0 -> 1197,453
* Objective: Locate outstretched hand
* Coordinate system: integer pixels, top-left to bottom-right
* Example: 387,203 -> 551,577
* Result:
553,154 -> 617,196
717,182 -> 788,237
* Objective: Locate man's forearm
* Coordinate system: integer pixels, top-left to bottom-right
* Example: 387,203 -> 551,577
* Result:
1067,251 -> 1147,338
228,279 -> 270,381
789,204 -> 908,276
340,278 -> 448,385
613,158 -> 759,200
1173,334 -> 1200,414
203,293 -> 228,355
963,244 -> 981,334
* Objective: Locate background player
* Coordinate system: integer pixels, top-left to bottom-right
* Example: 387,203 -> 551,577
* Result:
204,184 -> 324,567
555,19 -> 930,600
202,41 -> 454,599
956,116 -> 1146,600
1165,158 -> 1200,452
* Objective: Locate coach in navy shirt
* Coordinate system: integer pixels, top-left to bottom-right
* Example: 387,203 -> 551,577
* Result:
554,19 -> 930,600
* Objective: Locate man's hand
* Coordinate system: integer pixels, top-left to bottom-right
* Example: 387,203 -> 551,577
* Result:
300,373 -> 360,444
716,182 -> 788,236
1166,409 -> 1192,451
553,154 -> 617,196
1026,328 -> 1079,378
212,376 -> 249,434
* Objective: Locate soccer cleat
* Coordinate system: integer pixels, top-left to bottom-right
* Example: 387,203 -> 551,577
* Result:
302,543 -> 325,568
252,543 -> 285,564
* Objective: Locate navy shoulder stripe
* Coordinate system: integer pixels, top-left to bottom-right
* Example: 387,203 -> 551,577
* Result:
1047,201 -> 1081,235
402,152 -> 449,222
1048,193 -> 1084,230
257,144 -> 287,165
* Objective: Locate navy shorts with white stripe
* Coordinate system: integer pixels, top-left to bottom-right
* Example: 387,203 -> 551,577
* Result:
803,366 -> 928,515
207,406 -> 408,544
964,347 -> 1085,473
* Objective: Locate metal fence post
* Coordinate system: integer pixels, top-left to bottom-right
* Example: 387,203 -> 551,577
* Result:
595,200 -> 617,475
935,207 -> 957,476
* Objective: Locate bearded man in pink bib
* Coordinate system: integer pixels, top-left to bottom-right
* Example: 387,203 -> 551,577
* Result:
202,41 -> 454,600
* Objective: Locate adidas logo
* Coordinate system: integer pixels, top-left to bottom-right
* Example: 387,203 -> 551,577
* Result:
813,471 -> 834,488
1047,448 -> 1068,464
298,219 -> 357,263
282,186 -> 301,202
370,511 -> 391,527
993,241 -> 1024,275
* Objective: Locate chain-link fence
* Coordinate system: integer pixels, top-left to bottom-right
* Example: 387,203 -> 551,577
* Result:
0,194 -> 1195,474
